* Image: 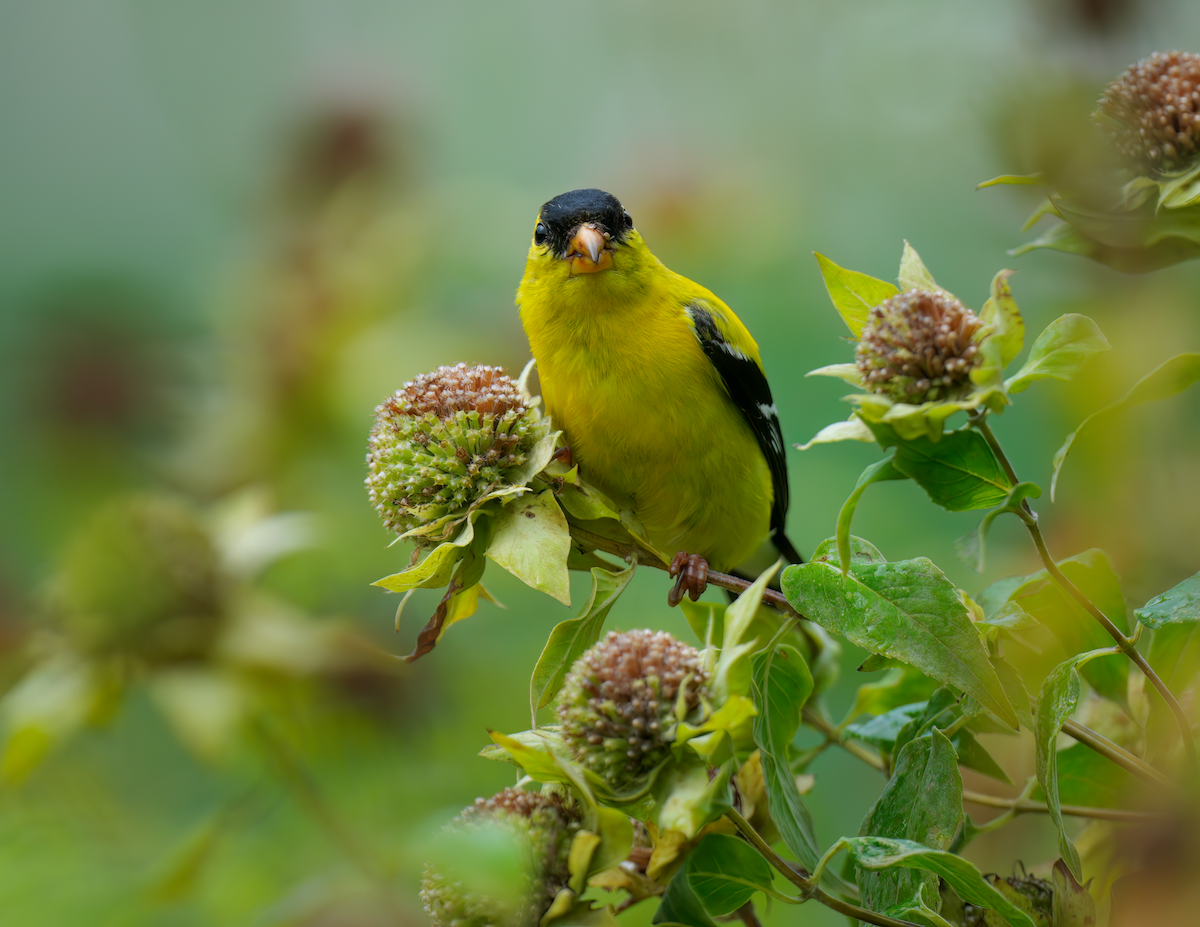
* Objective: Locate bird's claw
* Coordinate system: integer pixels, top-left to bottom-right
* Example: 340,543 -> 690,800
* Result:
550,445 -> 574,467
668,552 -> 709,607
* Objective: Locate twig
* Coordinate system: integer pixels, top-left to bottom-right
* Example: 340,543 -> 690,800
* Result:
726,809 -> 922,927
962,789 -> 1163,823
567,525 -> 801,616
974,417 -> 1197,772
1060,718 -> 1174,789
802,707 -> 888,773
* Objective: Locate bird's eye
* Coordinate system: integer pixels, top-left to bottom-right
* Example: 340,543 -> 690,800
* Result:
622,211 -> 634,230
534,223 -> 548,245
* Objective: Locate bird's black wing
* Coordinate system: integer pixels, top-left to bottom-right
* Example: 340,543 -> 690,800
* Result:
685,301 -> 802,563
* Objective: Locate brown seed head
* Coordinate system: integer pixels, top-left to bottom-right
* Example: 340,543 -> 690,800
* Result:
384,363 -> 527,420
856,290 -> 983,404
1097,51 -> 1200,173
556,629 -> 708,787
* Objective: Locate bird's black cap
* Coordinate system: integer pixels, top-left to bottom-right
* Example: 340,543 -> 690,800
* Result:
536,188 -> 632,256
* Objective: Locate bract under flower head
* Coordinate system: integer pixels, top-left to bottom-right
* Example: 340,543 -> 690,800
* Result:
1098,51 -> 1200,174
856,290 -> 983,404
365,363 -> 550,536
421,787 -> 581,927
556,629 -> 708,788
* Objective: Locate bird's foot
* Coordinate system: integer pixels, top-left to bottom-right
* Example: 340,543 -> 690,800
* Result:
668,551 -> 709,607
550,445 -> 574,467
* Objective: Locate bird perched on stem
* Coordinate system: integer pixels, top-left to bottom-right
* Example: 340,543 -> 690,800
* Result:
516,188 -> 801,605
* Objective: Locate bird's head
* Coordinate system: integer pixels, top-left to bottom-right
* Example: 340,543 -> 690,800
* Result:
524,189 -> 656,289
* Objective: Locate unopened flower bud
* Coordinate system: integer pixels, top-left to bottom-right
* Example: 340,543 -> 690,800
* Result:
1096,51 -> 1200,174
420,787 -> 581,927
365,364 -> 548,535
855,290 -> 983,404
48,495 -> 222,659
556,630 -> 708,787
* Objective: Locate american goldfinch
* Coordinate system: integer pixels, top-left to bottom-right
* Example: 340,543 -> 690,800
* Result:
516,188 -> 800,604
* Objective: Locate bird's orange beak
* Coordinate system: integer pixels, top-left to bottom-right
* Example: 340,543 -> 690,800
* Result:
566,223 -> 614,275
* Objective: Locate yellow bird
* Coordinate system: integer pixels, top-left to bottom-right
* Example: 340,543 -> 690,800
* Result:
516,189 -> 801,604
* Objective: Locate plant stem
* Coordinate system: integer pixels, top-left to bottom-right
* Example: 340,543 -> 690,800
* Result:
974,417 -> 1197,771
802,707 -> 888,773
252,720 -> 400,909
726,810 -> 922,927
962,789 -> 1162,823
567,525 -> 800,615
1060,718 -> 1174,788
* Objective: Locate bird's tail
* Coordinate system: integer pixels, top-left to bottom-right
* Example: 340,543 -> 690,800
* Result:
772,529 -> 804,565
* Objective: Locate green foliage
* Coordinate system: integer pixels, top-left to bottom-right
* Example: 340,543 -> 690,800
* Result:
685,834 -> 778,915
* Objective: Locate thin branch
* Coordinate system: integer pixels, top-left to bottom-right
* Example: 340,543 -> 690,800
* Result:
567,524 -> 801,615
974,417 -> 1197,772
726,810 -> 922,927
1060,718 -> 1174,789
802,707 -> 888,773
962,789 -> 1163,824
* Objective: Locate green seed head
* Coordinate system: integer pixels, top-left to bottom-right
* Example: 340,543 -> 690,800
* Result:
48,494 -> 222,659
856,290 -> 983,404
1097,51 -> 1200,174
556,629 -> 708,788
420,787 -> 581,927
365,364 -> 547,536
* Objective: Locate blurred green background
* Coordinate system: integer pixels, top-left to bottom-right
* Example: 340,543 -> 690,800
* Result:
2,2 -> 1200,924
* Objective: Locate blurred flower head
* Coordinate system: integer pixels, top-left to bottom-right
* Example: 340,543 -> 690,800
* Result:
1097,51 -> 1200,175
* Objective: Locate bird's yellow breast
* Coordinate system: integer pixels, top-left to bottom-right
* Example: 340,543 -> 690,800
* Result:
517,247 -> 772,571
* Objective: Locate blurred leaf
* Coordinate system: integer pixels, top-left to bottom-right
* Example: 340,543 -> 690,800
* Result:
1034,647 -> 1121,881
1144,620 -> 1200,756
568,831 -> 602,893
1052,352 -> 1200,500
898,241 -> 941,293
956,482 -> 1041,573
686,833 -> 777,915
680,600 -> 725,650
846,667 -> 941,722
813,252 -> 898,337
530,563 -> 636,715
148,668 -> 246,762
0,654 -> 101,785
653,865 -> 718,927
487,490 -> 572,605
973,270 -> 1024,387
1005,314 -> 1109,395
750,643 -> 818,870
1135,571 -> 1200,629
835,456 -> 907,571
834,837 -> 1036,927
951,729 -> 1011,784
977,174 -> 1044,188
589,807 -> 634,879
857,731 -> 962,921
1052,859 -> 1097,927
796,416 -> 875,451
991,655 -> 1034,729
804,363 -> 864,386
782,558 -> 1017,728
1011,218 -> 1200,274
887,429 -> 1013,512
1029,743 -> 1136,808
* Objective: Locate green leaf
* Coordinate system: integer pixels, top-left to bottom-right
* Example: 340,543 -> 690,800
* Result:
1029,742 -> 1137,808
653,865 -> 718,927
1052,352 -> 1200,500
796,417 -> 875,451
1034,647 -> 1122,881
1144,618 -> 1200,755
1052,859 -> 1097,927
685,834 -> 777,916
845,702 -> 927,750
835,456 -> 907,571
813,252 -> 899,337
973,270 -> 1024,387
372,512 -> 482,593
750,644 -> 818,870
951,729 -> 1012,784
811,535 -> 887,566
1135,570 -> 1200,629
898,241 -> 940,293
782,559 -> 1018,729
838,837 -> 1037,927
804,363 -> 864,387
846,667 -> 941,722
1003,549 -> 1130,706
977,174 -> 1044,189
857,731 -> 963,921
530,563 -> 636,715
487,490 -> 573,605
887,429 -> 1014,512
485,729 -> 575,786
1006,314 -> 1110,395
